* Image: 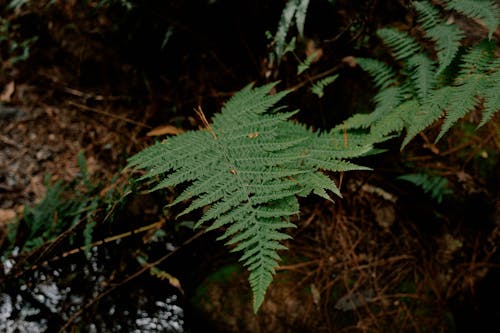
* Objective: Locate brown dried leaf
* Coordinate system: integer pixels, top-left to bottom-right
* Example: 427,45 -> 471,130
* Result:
0,81 -> 15,102
147,124 -> 184,137
305,39 -> 323,63
342,56 -> 357,68
0,209 -> 16,225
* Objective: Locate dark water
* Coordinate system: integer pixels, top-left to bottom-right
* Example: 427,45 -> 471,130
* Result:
1,244 -> 185,333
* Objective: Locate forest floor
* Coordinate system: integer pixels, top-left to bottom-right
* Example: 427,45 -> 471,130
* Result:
1,1 -> 499,332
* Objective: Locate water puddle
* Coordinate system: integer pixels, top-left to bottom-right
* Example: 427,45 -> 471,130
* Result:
1,246 -> 185,332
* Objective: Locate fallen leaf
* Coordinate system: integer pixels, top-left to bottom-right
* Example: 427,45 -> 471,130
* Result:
310,283 -> 320,304
0,81 -> 15,102
0,209 -> 16,225
342,56 -> 357,68
305,39 -> 323,63
334,289 -> 374,311
147,124 -> 184,136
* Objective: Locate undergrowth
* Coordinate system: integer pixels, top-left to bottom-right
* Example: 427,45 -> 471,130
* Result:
2,152 -> 130,266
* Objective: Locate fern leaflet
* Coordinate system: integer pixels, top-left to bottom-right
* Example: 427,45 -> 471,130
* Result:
311,74 -> 338,98
398,173 -> 452,203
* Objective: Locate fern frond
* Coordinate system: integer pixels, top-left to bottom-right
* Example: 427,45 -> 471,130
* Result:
443,0 -> 500,39
479,69 -> 500,127
414,1 -> 442,31
398,173 -> 452,203
428,24 -> 464,75
128,83 -> 370,312
402,87 -> 451,147
311,74 -> 338,98
356,57 -> 397,89
377,28 -> 421,61
274,0 -> 311,62
437,74 -> 487,141
414,1 -> 464,74
298,50 -> 319,74
349,1 -> 498,148
436,41 -> 497,140
295,0 -> 310,37
370,99 -> 419,140
343,86 -> 404,130
407,54 -> 436,101
458,39 -> 496,76
342,58 -> 403,130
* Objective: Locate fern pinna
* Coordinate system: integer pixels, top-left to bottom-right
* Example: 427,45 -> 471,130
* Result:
342,0 -> 499,148
127,82 -> 372,312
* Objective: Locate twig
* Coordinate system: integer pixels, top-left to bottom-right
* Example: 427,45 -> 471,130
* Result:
195,106 -> 217,139
287,66 -> 342,92
28,220 -> 165,272
67,101 -> 151,128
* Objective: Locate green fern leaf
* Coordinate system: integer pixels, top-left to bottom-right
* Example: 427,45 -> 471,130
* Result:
347,1 -> 498,148
274,0 -> 311,62
428,24 -> 464,75
444,0 -> 500,39
356,57 -> 397,89
343,86 -> 404,130
437,74 -> 486,141
342,58 -> 402,130
128,82 -> 371,312
311,74 -> 338,98
402,87 -> 451,147
414,1 -> 442,30
407,54 -> 436,101
298,50 -> 320,74
458,39 -> 496,76
436,41 -> 496,140
377,28 -> 421,61
414,1 -> 464,74
479,69 -> 500,127
371,99 -> 419,140
295,0 -> 310,37
398,173 -> 452,203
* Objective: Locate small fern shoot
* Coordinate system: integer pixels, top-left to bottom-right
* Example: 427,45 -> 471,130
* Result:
128,82 -> 372,312
311,74 -> 338,98
398,173 -> 452,203
274,0 -> 311,63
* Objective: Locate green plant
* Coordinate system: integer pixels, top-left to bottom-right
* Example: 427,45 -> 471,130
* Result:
0,18 -> 37,66
398,173 -> 453,204
341,0 -> 499,148
127,82 -> 373,312
272,0 -> 311,64
4,152 -> 127,259
311,74 -> 339,98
